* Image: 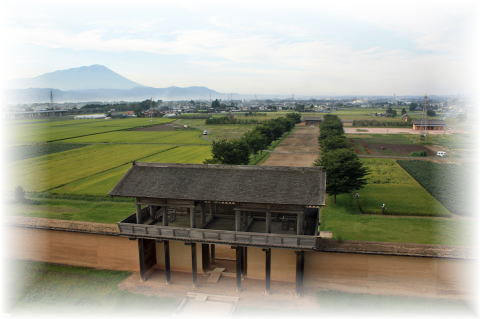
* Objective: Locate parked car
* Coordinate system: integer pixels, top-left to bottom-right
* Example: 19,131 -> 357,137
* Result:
436,151 -> 447,157
203,130 -> 208,135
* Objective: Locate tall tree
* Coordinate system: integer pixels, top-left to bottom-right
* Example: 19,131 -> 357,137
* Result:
315,148 -> 368,203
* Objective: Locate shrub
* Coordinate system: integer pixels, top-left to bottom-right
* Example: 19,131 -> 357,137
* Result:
410,151 -> 427,157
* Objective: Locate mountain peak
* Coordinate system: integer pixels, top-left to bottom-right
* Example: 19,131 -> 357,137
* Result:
14,65 -> 142,90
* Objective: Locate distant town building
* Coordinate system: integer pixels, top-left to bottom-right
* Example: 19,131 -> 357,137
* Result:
412,120 -> 446,131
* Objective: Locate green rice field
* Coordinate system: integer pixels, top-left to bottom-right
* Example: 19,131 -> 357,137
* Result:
63,129 -> 209,144
9,118 -> 174,145
10,144 -> 176,192
51,145 -> 212,195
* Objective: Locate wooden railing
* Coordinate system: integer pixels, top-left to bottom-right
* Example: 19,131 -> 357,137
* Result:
118,214 -> 319,249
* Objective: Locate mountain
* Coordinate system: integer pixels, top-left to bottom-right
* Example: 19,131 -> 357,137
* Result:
12,65 -> 142,90
7,65 -> 223,103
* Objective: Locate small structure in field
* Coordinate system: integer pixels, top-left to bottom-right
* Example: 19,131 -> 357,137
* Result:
303,116 -> 322,126
412,120 -> 446,131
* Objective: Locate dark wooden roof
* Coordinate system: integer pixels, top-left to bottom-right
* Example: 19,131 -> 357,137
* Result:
412,120 -> 446,126
110,163 -> 326,206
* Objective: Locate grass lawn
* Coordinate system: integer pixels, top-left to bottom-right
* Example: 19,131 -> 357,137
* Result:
9,118 -> 174,145
11,197 -> 134,223
8,261 -> 178,314
357,159 -> 451,217
51,145 -> 212,196
62,129 -> 209,144
320,195 -> 471,246
9,144 -> 175,192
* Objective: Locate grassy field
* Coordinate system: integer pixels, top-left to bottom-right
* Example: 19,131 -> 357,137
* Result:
10,144 -> 175,192
8,261 -> 178,314
7,143 -> 87,161
320,195 -> 470,245
9,118 -> 174,145
176,119 -> 257,141
356,159 -> 451,217
51,145 -> 212,196
11,197 -> 135,223
62,129 -> 209,144
347,133 -> 420,144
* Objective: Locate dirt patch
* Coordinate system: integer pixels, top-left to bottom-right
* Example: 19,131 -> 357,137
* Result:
351,140 -> 434,156
262,125 -> 319,167
132,123 -> 182,131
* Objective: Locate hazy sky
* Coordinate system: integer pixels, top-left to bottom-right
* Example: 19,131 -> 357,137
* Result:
1,0 -> 478,95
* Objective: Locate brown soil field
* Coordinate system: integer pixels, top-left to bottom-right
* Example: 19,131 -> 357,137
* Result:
351,140 -> 434,156
262,125 -> 319,167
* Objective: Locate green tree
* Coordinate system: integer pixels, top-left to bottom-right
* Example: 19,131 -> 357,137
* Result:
409,103 -> 418,112
320,135 -> 349,152
242,130 -> 269,154
427,109 -> 436,116
315,148 -> 368,203
385,107 -> 397,117
401,108 -> 407,115
208,139 -> 250,165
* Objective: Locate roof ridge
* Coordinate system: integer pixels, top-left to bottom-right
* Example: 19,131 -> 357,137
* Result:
134,162 -> 324,171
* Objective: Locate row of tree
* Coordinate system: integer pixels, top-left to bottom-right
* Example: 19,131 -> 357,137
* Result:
314,115 -> 368,203
205,116 -> 261,125
205,113 -> 301,165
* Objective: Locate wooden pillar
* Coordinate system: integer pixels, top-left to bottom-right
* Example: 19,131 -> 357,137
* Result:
297,212 -> 304,235
162,207 -> 168,226
235,210 -> 241,232
188,243 -> 198,288
136,204 -> 142,224
201,244 -> 210,273
264,248 -> 271,294
164,240 -> 171,284
210,244 -> 215,264
189,206 -> 196,228
242,247 -> 248,278
265,211 -> 271,233
295,251 -> 305,296
235,246 -> 242,291
149,205 -> 155,220
200,203 -> 206,228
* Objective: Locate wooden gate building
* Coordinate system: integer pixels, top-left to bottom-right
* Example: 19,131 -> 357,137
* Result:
110,162 -> 326,294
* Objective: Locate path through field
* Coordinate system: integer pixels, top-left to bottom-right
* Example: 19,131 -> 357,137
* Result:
261,124 -> 319,167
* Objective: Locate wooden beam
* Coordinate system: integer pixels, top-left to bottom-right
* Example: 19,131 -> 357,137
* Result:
201,244 -> 210,273
235,210 -> 241,232
265,211 -> 271,233
235,246 -> 242,291
210,244 -> 215,264
295,250 -> 305,296
136,204 -> 142,224
264,248 -> 271,294
162,206 -> 168,226
297,212 -> 304,235
189,206 -> 196,228
164,240 -> 171,284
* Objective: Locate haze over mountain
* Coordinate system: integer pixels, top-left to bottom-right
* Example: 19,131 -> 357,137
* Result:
8,65 -> 222,103
13,65 -> 142,90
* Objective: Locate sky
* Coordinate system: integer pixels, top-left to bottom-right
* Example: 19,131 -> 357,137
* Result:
1,0 -> 478,96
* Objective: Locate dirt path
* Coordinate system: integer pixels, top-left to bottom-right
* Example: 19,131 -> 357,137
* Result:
261,124 -> 319,167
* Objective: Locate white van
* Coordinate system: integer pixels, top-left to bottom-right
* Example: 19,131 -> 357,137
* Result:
203,130 -> 208,135
436,151 -> 447,157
